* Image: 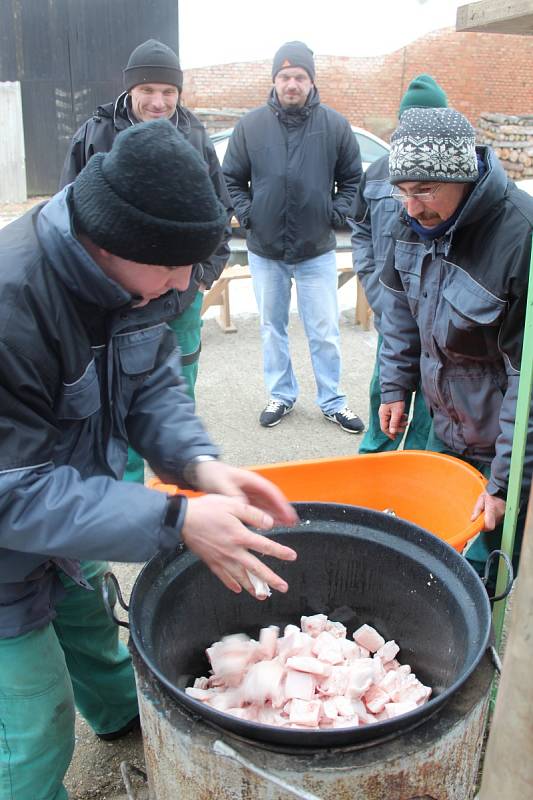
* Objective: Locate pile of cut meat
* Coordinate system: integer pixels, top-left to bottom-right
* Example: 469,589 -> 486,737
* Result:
185,614 -> 431,729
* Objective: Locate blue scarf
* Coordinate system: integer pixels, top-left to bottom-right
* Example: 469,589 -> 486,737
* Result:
407,154 -> 486,241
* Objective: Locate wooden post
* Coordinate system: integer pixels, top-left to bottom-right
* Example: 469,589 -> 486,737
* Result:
478,488 -> 533,798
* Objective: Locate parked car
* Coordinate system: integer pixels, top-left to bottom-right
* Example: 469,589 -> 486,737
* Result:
211,125 -> 389,172
212,125 -> 390,236
517,178 -> 533,197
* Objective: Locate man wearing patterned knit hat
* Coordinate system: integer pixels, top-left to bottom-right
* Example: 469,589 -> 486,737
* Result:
60,39 -> 233,482
223,41 -> 365,433
352,74 -> 448,455
378,106 -> 533,582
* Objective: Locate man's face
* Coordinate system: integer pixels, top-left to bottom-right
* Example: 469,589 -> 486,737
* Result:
98,252 -> 193,307
395,181 -> 470,228
274,67 -> 313,109
129,82 -> 179,122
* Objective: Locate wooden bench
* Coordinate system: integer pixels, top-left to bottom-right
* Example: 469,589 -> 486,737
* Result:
201,235 -> 373,333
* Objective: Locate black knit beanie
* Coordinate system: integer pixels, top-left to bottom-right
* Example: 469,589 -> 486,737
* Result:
124,39 -> 183,92
272,41 -> 315,81
72,120 -> 227,266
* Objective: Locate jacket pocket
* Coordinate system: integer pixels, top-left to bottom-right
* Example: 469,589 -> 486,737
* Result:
447,371 -> 505,448
117,324 -> 166,378
439,268 -> 505,359
394,242 -> 424,316
55,359 -> 101,420
112,324 -> 168,435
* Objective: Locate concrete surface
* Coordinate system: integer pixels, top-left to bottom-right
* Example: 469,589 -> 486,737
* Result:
64,282 -> 377,799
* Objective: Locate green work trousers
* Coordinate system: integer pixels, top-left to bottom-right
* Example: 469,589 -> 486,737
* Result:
123,290 -> 203,484
359,336 -> 432,454
0,561 -> 138,800
425,426 -> 526,587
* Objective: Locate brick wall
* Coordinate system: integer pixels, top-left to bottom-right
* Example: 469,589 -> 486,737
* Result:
182,27 -> 533,139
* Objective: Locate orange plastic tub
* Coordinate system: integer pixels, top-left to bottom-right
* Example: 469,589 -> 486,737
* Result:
148,450 -> 487,552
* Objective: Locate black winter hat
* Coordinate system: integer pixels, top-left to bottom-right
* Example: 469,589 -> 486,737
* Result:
72,119 -> 227,266
124,39 -> 183,92
272,41 -> 315,81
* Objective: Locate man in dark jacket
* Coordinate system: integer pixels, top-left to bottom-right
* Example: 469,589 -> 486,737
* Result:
60,38 -> 233,482
352,74 -> 448,454
378,107 -> 533,579
223,41 -> 365,433
0,120 -> 297,800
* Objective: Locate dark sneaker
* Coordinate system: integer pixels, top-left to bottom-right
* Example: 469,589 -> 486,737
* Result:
323,406 -> 365,434
96,714 -> 140,741
260,399 -> 294,428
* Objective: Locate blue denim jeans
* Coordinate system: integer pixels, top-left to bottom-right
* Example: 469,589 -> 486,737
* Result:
248,251 -> 346,414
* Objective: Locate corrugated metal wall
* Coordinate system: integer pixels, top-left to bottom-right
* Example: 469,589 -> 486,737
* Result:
0,0 -> 179,195
0,81 -> 27,202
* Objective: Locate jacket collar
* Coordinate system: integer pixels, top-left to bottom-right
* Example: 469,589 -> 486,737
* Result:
402,147 -> 509,245
35,188 -> 134,311
268,85 -> 320,123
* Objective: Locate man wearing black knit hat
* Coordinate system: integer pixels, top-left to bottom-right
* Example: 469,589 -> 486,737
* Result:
60,39 -> 233,483
377,106 -> 533,585
223,41 -> 365,433
0,121 -> 297,800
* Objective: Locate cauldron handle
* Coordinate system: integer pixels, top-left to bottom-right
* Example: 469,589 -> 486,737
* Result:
482,549 -> 514,603
213,739 -> 323,800
102,571 -> 130,629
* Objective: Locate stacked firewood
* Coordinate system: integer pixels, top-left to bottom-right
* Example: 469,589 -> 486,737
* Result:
477,113 -> 533,180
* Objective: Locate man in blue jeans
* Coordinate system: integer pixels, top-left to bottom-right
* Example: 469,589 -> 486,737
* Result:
223,41 -> 364,433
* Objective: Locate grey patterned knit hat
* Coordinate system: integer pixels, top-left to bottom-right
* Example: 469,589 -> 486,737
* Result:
389,107 -> 478,184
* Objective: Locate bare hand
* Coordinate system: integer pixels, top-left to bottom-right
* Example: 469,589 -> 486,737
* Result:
471,491 -> 506,531
379,401 -> 407,440
193,461 -> 299,527
181,494 -> 298,597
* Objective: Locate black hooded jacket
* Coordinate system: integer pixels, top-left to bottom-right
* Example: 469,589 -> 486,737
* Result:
222,88 -> 362,263
60,92 -> 233,309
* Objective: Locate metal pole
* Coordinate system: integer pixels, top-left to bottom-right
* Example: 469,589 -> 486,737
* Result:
478,488 -> 533,798
492,234 -> 533,646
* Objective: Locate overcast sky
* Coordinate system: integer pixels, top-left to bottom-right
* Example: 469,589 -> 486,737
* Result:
179,0 -> 466,68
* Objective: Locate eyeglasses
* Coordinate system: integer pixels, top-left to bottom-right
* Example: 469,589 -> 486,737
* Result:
390,185 -> 442,204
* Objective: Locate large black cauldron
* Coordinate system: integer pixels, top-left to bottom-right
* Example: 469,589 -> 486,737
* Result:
123,503 -> 493,748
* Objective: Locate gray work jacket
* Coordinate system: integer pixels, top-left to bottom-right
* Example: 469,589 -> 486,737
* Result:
0,191 -> 218,637
351,154 -> 400,332
379,147 -> 533,498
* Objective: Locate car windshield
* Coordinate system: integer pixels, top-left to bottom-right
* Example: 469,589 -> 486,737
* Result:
355,132 -> 389,164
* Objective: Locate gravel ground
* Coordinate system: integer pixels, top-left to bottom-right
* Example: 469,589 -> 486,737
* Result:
0,196 -> 48,227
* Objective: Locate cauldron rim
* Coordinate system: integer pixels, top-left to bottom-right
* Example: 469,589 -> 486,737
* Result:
128,502 -> 492,748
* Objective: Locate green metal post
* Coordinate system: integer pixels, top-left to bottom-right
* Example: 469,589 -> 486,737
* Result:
492,234 -> 533,646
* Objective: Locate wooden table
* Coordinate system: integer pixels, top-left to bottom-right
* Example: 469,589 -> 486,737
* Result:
201,233 -> 372,333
